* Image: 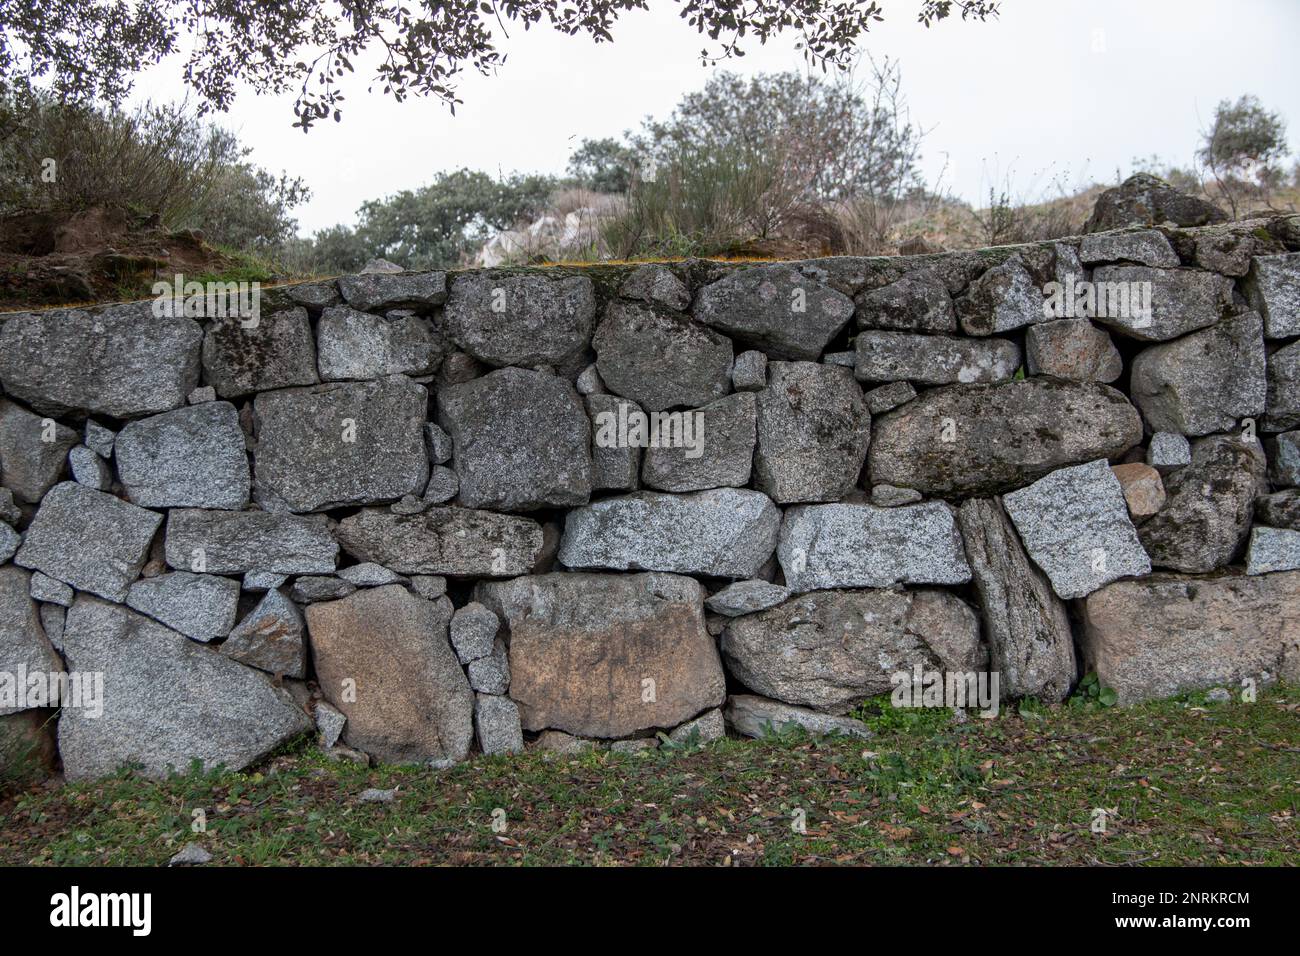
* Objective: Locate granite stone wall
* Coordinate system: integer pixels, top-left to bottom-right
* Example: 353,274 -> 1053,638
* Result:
2,208 -> 1299,781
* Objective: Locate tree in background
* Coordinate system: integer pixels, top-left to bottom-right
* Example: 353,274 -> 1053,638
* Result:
1198,95 -> 1291,216
0,1 -> 998,129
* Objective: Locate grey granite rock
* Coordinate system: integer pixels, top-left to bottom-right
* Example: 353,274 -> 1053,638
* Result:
1256,489 -> 1300,530
188,385 -> 216,404
1079,229 -> 1179,267
334,507 -> 543,577
704,579 -> 791,617
854,271 -> 957,333
437,367 -> 591,511
1080,571 -> 1300,703
284,280 -> 341,310
667,708 -> 725,746
863,380 -> 916,415
1085,173 -> 1227,231
29,571 -> 72,606
164,509 -> 337,575
337,563 -> 405,587
1025,320 -> 1123,383
1270,430 -> 1300,487
868,380 -> 1144,497
586,393 -> 642,492
222,588 -> 307,677
1138,435 -> 1265,573
442,274 -> 594,369
870,483 -> 923,507
694,263 -> 855,360
754,361 -> 871,504
316,306 -> 445,380
475,572 -> 725,738
201,308 -> 319,399
1091,266 -> 1233,341
38,603 -> 65,652
0,304 -> 201,418
424,423 -> 453,465
619,264 -> 691,312
0,566 -> 63,716
421,466 -> 459,506
722,588 -> 984,714
0,399 -> 77,503
68,445 -> 111,490
315,700 -> 346,748
115,401 -> 250,510
474,694 -> 524,755
168,844 -> 213,866
306,585 -> 472,764
558,488 -> 780,579
1002,460 -> 1151,600
575,363 -> 604,395
1264,338 -> 1300,432
289,575 -> 357,603
1245,252 -> 1300,338
0,523 -> 18,565
956,497 -> 1076,702
467,640 -> 510,694
253,376 -> 429,512
1146,432 -> 1191,472
640,392 -> 755,492
956,257 -> 1044,336
408,575 -> 448,600
16,483 -> 162,603
854,331 -> 1020,385
450,602 -> 499,663
125,571 -> 240,642
0,489 -> 19,526
57,596 -> 311,780
1245,525 -> 1300,575
338,270 -> 447,311
731,350 -> 768,391
725,695 -> 871,740
83,421 -> 116,459
1130,312 -> 1266,436
593,300 -> 733,411
777,501 -> 971,591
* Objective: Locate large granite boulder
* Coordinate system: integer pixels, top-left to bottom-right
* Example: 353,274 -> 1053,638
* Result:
1245,253 -> 1300,339
253,376 -> 429,512
115,401 -> 250,510
1079,229 -> 1179,267
338,270 -> 447,311
956,257 -> 1044,336
1024,320 -> 1123,383
0,304 -> 201,418
335,507 -> 544,577
721,589 -> 985,714
1138,434 -> 1266,573
57,597 -> 311,780
640,392 -> 756,492
0,398 -> 78,504
1129,312 -> 1266,436
474,572 -> 725,738
558,488 -> 780,579
957,498 -> 1077,701
1002,460 -> 1151,600
754,361 -> 871,504
1090,266 -> 1233,341
316,306 -> 445,380
694,263 -> 855,360
777,501 -> 971,591
16,483 -> 162,603
1079,571 -> 1300,703
853,331 -> 1020,385
442,274 -> 594,369
1084,173 -> 1227,231
125,571 -> 241,643
201,308 -> 319,399
868,380 -> 1143,497
437,367 -> 592,511
306,585 -> 472,764
593,300 -> 733,411
163,509 -> 338,574
1264,338 -> 1300,432
853,271 -> 957,333
0,566 -> 63,716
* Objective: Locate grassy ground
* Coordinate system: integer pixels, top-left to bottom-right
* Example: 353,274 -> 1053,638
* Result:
2,687 -> 1296,867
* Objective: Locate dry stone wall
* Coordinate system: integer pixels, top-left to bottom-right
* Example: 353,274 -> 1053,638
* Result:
3,208 -> 1300,781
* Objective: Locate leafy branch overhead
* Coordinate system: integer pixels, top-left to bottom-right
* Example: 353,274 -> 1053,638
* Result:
0,0 -> 998,129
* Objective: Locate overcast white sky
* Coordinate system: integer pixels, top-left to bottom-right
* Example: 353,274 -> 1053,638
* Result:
131,0 -> 1300,236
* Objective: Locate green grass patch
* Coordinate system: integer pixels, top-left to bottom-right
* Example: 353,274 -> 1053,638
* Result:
2,687 -> 1296,866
